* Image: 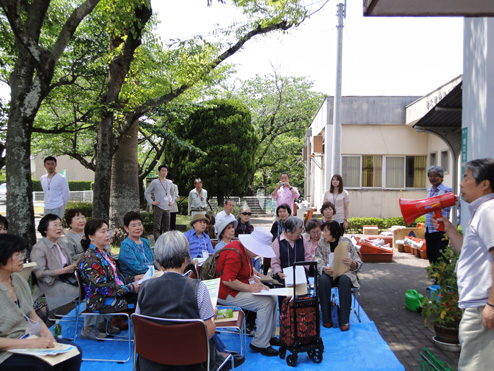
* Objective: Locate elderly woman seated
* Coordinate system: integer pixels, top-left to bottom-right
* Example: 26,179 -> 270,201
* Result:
235,206 -> 254,236
271,216 -> 313,282
31,214 -> 79,313
0,234 -> 82,370
62,208 -> 86,264
79,219 -> 142,340
118,211 -> 154,277
214,218 -> 238,252
216,227 -> 280,357
315,220 -> 362,332
136,231 -> 244,370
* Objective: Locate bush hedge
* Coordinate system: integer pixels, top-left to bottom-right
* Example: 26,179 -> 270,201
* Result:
347,216 -> 425,234
32,180 -> 93,191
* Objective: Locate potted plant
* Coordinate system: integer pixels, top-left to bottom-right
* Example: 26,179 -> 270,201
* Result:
421,246 -> 462,345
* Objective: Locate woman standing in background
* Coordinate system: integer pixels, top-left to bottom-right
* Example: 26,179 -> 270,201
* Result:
323,174 -> 350,231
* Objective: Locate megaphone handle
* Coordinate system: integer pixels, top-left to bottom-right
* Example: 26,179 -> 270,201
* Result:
434,210 -> 444,231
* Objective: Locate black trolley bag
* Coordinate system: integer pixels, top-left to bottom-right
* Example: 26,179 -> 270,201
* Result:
279,261 -> 324,367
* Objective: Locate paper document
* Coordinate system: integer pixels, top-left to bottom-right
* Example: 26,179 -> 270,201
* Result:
283,265 -> 306,287
326,253 -> 334,267
9,335 -> 80,366
332,241 -> 350,279
203,278 -> 221,307
138,265 -> 155,284
253,287 -> 291,296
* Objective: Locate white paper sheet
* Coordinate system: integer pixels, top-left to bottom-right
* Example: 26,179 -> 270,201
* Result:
283,265 -> 306,287
137,265 -> 155,284
203,278 -> 221,307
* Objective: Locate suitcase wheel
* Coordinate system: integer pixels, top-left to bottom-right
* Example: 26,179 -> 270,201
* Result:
308,348 -> 323,363
286,354 -> 298,367
279,347 -> 286,360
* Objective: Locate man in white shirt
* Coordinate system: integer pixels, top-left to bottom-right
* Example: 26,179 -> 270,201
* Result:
436,158 -> 494,370
144,165 -> 176,241
214,199 -> 236,235
40,156 -> 70,218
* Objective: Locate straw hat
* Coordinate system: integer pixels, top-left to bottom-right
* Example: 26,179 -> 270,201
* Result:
190,213 -> 209,226
238,227 -> 276,258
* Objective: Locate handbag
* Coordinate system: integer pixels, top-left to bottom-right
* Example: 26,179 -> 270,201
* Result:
59,268 -> 78,286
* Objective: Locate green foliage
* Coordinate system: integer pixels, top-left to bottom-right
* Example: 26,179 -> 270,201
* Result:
65,202 -> 93,219
218,73 -> 325,194
167,99 -> 258,205
140,211 -> 154,233
421,246 -> 462,328
347,216 -> 425,233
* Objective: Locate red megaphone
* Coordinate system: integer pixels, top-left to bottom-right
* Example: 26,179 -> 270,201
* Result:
399,192 -> 458,231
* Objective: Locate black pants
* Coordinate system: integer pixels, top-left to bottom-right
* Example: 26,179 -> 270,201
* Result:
425,230 -> 449,264
170,212 -> 178,230
319,273 -> 352,325
2,338 -> 82,371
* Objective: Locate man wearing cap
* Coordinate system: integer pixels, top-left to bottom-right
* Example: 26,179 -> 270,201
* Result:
215,199 -> 236,235
216,227 -> 280,357
425,165 -> 453,265
184,214 -> 215,259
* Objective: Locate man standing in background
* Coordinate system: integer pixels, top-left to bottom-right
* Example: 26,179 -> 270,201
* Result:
271,172 -> 299,210
425,165 -> 453,266
145,165 -> 176,241
188,178 -> 208,220
40,156 -> 70,218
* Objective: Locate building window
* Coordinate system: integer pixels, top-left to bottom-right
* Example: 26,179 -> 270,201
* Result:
342,156 -> 361,188
430,152 -> 437,166
362,155 -> 382,187
385,156 -> 426,188
343,155 -> 426,189
441,151 -> 449,173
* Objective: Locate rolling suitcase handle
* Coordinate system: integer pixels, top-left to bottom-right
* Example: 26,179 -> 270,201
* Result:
290,261 -> 318,298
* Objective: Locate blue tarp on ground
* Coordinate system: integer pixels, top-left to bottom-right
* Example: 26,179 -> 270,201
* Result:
55,300 -> 404,371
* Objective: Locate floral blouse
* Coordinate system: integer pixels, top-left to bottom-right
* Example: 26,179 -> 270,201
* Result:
78,244 -> 133,313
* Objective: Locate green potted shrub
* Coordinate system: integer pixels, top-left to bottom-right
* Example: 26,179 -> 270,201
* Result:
421,245 -> 462,345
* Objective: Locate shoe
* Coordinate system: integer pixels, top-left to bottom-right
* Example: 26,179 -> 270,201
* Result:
340,323 -> 350,332
249,343 -> 279,357
218,354 -> 246,371
80,326 -> 107,340
269,337 -> 281,346
111,316 -> 128,330
323,321 -> 332,328
98,321 -> 121,334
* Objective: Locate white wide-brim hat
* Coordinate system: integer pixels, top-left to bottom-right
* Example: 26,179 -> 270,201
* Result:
238,227 -> 276,258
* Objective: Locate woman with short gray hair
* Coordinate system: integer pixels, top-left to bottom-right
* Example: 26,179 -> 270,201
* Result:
271,216 -> 312,281
136,231 -> 244,370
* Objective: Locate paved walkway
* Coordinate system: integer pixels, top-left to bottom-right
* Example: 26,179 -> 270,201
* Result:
250,217 -> 459,371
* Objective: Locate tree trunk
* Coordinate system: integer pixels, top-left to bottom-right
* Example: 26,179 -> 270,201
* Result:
138,177 -> 147,210
92,113 -> 115,220
109,120 -> 140,228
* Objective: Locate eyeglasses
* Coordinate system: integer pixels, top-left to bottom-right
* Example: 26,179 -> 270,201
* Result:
13,252 -> 24,261
240,212 -> 252,216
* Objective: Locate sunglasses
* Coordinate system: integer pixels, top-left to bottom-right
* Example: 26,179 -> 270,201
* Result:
241,212 -> 252,216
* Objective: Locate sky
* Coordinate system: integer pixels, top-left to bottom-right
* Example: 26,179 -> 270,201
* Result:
151,0 -> 464,97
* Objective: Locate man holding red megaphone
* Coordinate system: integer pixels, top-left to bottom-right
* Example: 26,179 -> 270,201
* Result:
425,166 -> 453,265
432,158 -> 494,370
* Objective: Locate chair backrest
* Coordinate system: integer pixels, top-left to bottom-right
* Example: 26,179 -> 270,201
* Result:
74,269 -> 86,301
304,209 -> 315,226
131,314 -> 210,369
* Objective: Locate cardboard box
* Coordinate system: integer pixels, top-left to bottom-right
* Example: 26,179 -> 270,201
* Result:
392,227 -> 425,248
363,225 -> 379,235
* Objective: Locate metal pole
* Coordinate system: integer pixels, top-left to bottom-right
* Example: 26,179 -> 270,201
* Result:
331,2 -> 345,178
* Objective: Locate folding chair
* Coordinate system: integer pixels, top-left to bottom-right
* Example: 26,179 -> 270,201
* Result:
215,307 -> 246,356
131,313 -> 233,371
331,286 -> 361,323
73,269 -> 133,362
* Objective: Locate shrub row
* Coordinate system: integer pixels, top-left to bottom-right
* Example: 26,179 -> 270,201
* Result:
32,180 -> 93,191
347,216 -> 425,234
